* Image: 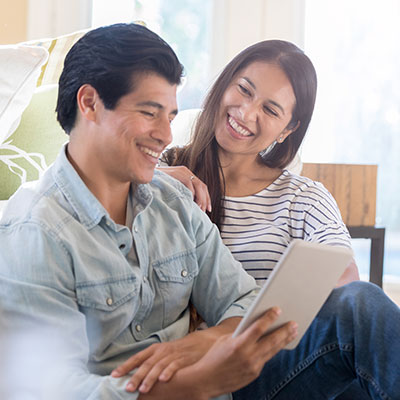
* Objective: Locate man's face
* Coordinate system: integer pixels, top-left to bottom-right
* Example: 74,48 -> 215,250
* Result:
92,73 -> 178,185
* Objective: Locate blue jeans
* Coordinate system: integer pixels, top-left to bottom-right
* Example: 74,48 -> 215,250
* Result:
233,281 -> 400,400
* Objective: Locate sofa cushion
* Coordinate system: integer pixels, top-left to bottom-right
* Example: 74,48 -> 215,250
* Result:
0,84 -> 67,200
26,29 -> 87,87
0,44 -> 48,146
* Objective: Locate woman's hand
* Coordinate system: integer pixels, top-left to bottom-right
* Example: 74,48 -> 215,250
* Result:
157,166 -> 211,212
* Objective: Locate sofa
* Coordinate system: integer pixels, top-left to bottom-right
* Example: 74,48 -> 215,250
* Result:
0,29 -> 302,219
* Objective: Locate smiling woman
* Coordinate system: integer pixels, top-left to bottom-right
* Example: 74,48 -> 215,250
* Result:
159,39 -> 360,287
214,62 -> 298,191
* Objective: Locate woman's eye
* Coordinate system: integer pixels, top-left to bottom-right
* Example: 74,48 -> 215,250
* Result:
264,106 -> 278,117
238,84 -> 251,96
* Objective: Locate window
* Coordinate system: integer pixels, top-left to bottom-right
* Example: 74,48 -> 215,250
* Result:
304,0 -> 400,282
91,0 -> 212,110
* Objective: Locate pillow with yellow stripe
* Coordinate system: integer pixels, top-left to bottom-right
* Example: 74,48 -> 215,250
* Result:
25,29 -> 89,87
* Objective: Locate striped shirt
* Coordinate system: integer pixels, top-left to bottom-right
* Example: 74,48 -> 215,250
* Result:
220,170 -> 352,285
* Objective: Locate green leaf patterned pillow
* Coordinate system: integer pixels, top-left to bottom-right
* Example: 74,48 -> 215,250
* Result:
0,84 -> 67,200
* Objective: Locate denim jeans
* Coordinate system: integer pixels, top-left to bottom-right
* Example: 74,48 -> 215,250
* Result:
233,281 -> 400,400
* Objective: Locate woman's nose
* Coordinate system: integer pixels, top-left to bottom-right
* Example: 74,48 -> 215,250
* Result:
239,101 -> 259,123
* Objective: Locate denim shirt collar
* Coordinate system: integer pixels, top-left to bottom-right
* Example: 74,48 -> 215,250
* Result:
52,144 -> 153,229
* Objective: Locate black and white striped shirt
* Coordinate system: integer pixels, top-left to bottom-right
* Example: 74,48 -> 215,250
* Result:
220,170 -> 352,285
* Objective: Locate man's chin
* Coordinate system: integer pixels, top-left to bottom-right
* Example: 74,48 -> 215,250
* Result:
133,170 -> 155,185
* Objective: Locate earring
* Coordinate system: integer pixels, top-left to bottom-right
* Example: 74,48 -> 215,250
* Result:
259,140 -> 277,158
277,135 -> 285,143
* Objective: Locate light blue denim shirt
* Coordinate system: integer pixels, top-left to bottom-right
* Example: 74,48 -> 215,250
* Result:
0,145 -> 258,399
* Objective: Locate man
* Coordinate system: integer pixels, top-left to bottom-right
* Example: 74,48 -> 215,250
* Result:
0,23 -> 399,400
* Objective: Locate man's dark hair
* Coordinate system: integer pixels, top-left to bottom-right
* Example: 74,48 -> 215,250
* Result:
56,23 -> 184,134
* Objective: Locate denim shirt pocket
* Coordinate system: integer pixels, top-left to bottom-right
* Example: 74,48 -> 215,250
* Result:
76,276 -> 139,353
152,250 -> 199,326
76,276 -> 139,311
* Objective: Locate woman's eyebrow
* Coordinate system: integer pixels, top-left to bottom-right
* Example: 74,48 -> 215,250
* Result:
243,77 -> 256,89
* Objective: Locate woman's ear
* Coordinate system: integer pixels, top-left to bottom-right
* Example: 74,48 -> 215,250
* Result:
76,84 -> 100,123
279,120 -> 300,143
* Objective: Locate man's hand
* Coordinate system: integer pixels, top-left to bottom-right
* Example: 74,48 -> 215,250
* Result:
111,318 -> 242,394
136,308 -> 298,400
156,166 -> 211,212
190,307 -> 298,396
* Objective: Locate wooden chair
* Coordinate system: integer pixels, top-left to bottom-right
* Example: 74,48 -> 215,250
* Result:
301,163 -> 385,287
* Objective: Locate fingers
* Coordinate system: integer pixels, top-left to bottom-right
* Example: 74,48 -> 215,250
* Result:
126,356 -> 185,394
238,307 -> 298,349
238,307 -> 282,343
136,358 -> 184,394
125,357 -> 166,393
156,166 -> 211,212
191,176 -> 212,213
257,320 -> 298,358
111,350 -> 149,377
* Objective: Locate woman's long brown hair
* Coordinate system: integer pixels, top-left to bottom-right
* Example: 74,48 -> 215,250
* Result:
164,40 -> 317,229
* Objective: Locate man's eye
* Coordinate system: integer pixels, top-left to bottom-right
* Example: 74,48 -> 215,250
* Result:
141,111 -> 155,117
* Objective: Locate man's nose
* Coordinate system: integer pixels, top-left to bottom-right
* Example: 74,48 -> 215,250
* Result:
152,116 -> 173,147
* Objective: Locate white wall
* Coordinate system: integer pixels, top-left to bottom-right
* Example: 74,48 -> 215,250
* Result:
27,0 -> 92,40
210,0 -> 305,78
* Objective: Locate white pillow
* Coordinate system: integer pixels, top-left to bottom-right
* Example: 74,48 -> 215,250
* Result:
170,108 -> 201,148
170,108 -> 302,174
0,45 -> 49,146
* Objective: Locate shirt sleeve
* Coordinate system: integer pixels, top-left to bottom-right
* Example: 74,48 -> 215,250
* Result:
0,222 -> 140,400
300,182 -> 353,250
188,205 -> 259,327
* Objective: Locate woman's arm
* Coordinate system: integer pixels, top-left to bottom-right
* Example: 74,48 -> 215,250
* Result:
156,165 -> 212,212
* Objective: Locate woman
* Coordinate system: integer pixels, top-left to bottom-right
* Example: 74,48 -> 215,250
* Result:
160,39 -> 359,286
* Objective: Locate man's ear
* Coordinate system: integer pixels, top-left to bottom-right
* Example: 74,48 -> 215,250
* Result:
76,84 -> 100,122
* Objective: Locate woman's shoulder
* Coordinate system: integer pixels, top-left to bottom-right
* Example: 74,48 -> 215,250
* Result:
270,170 -> 337,207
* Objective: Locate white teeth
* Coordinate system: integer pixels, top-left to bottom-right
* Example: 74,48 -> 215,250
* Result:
139,146 -> 160,158
228,116 -> 252,136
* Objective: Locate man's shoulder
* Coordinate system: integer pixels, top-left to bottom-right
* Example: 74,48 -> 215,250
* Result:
0,168 -> 63,228
150,169 -> 193,202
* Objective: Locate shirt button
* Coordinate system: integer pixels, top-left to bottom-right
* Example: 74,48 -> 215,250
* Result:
106,297 -> 113,306
106,221 -> 111,227
134,226 -> 138,233
143,276 -> 147,283
135,324 -> 142,332
119,244 -> 126,250
181,269 -> 188,277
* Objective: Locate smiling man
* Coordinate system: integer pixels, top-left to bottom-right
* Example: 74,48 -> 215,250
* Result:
1,23 -> 400,400
0,23 -> 296,399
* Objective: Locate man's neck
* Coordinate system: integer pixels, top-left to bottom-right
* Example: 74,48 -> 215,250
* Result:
66,142 -> 131,225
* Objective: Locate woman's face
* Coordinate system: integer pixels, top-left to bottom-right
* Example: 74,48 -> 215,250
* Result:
215,61 -> 297,160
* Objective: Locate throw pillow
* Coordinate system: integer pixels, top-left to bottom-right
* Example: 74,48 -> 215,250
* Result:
0,44 -> 48,145
0,84 -> 67,200
25,29 -> 87,87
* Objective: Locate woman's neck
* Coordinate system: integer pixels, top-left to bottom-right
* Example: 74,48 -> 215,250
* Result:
219,152 -> 282,197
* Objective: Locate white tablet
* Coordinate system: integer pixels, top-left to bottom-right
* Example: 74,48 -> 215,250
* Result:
233,240 -> 353,349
